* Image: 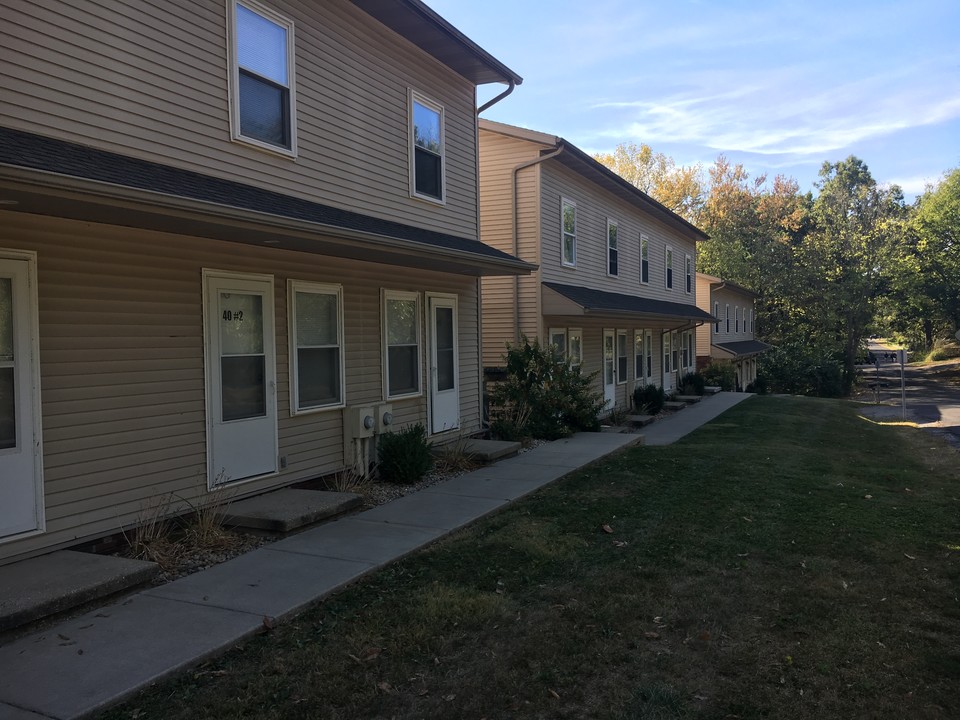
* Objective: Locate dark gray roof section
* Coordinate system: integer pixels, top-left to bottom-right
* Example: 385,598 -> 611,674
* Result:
350,0 -> 522,86
544,282 -> 716,322
710,279 -> 758,297
0,126 -> 527,268
714,340 -> 773,357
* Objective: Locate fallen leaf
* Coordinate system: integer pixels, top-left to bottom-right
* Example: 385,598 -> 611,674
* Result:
262,616 -> 274,631
601,524 -> 614,534
361,646 -> 383,662
699,630 -> 711,642
613,540 -> 628,547
444,694 -> 456,701
864,494 -> 873,500
377,681 -> 394,694
904,553 -> 916,560
549,689 -> 561,699
644,631 -> 660,640
742,516 -> 753,523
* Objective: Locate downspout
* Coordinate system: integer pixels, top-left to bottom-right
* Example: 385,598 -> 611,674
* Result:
477,80 -> 516,116
510,145 -> 565,342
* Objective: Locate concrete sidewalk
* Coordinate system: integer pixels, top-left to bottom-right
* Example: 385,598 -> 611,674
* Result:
0,393 -> 750,720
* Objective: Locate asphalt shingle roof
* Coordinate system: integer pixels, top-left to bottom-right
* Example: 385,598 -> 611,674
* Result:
713,340 -> 773,357
543,282 -> 716,322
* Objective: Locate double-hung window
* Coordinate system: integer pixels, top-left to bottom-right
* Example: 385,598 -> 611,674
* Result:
645,330 -> 653,379
289,281 -> 344,413
750,308 -> 755,334
230,0 -> 296,153
665,246 -> 673,289
714,301 -> 720,334
561,199 -> 577,266
736,306 -> 741,333
640,234 -> 649,283
634,330 -> 645,382
549,328 -> 567,357
410,91 -> 444,202
607,220 -> 619,276
725,304 -> 730,333
568,328 -> 583,368
383,290 -> 421,398
685,255 -> 693,294
616,330 -> 628,383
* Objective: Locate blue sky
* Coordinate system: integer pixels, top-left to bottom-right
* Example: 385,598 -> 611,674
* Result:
430,0 -> 960,200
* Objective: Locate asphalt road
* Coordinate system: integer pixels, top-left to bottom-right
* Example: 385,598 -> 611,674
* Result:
859,340 -> 960,448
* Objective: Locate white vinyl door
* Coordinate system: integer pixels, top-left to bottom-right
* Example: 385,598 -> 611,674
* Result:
0,255 -> 43,540
204,271 -> 277,485
602,329 -> 616,410
428,294 -> 459,433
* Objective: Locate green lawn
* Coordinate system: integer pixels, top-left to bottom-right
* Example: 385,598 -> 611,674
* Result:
101,396 -> 960,720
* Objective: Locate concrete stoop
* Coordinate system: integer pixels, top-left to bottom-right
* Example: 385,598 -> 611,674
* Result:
0,551 -> 158,633
674,395 -> 703,404
222,489 -> 363,533
663,401 -> 687,411
626,414 -> 656,427
431,438 -> 522,464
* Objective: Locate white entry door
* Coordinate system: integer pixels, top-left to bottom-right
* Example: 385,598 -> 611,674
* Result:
0,254 -> 43,540
204,271 -> 277,485
602,329 -> 616,410
428,294 -> 459,433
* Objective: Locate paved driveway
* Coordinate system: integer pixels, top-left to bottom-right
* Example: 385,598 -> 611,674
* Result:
858,340 -> 960,448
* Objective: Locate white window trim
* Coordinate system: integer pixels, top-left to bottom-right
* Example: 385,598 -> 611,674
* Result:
639,233 -> 649,284
685,254 -> 692,294
616,329 -> 628,385
714,301 -> 720,334
634,329 -> 645,383
726,304 -> 730,333
227,0 -> 297,157
665,245 -> 674,290
607,219 -> 619,278
409,89 -> 446,205
382,289 -> 423,400
288,280 -> 345,415
568,327 -> 583,367
561,197 -> 577,267
548,327 -> 567,355
644,330 -> 653,381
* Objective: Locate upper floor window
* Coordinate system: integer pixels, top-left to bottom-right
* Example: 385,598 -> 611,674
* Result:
736,306 -> 741,333
685,255 -> 693,294
665,246 -> 674,289
640,234 -> 649,283
230,1 -> 296,154
562,199 -> 577,267
714,301 -> 720,334
607,220 -> 619,276
410,91 -> 445,202
750,308 -> 755,333
289,281 -> 344,413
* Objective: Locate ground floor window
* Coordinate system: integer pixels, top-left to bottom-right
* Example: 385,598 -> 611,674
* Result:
289,280 -> 344,413
383,290 -> 421,398
616,330 -> 628,384
634,330 -> 645,383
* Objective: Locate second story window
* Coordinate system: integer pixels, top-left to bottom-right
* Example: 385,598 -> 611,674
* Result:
736,306 -> 741,333
685,255 -> 693,294
714,301 -> 720,333
410,92 -> 445,202
665,246 -> 674,290
750,308 -> 755,333
230,1 -> 296,153
607,220 -> 619,276
640,234 -> 649,283
726,304 -> 730,333
562,199 -> 577,266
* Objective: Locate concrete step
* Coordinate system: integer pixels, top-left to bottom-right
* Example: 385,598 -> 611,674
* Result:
675,395 -> 703,404
663,401 -> 687,411
432,438 -> 522,464
703,386 -> 722,394
0,550 -> 158,633
626,414 -> 656,427
223,489 -> 362,533
599,425 -> 629,433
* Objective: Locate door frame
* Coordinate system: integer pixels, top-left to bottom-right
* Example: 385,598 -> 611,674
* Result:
426,292 -> 460,434
602,328 -> 616,410
0,249 -> 44,544
202,269 -> 278,488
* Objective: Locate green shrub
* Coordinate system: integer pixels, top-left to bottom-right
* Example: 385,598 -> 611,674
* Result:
925,340 -> 960,362
376,423 -> 432,485
701,361 -> 737,391
489,337 -> 604,440
746,374 -> 769,394
633,383 -> 666,415
757,343 -> 845,397
679,372 -> 706,395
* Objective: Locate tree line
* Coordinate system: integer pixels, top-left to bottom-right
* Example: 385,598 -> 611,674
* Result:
595,144 -> 960,396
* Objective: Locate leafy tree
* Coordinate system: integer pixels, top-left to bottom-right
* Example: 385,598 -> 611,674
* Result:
594,142 -> 704,223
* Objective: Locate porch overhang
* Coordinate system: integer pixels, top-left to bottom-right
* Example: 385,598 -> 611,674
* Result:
542,282 -> 716,325
712,340 -> 773,360
0,127 -> 536,278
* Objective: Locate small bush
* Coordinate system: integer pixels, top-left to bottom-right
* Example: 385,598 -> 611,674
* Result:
488,337 -> 604,440
926,340 -> 960,362
377,423 -> 433,485
679,372 -> 706,396
701,361 -> 737,391
633,384 -> 666,415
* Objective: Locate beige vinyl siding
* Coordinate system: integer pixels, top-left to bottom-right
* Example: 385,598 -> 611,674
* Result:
542,317 -> 664,409
477,130 -> 544,366
0,210 -> 481,564
538,162 -> 698,306
695,273 -> 714,359
0,0 -> 480,239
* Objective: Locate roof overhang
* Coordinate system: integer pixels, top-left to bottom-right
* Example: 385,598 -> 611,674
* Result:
543,282 -> 716,325
0,128 -> 536,278
350,0 -> 522,86
712,340 -> 773,359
